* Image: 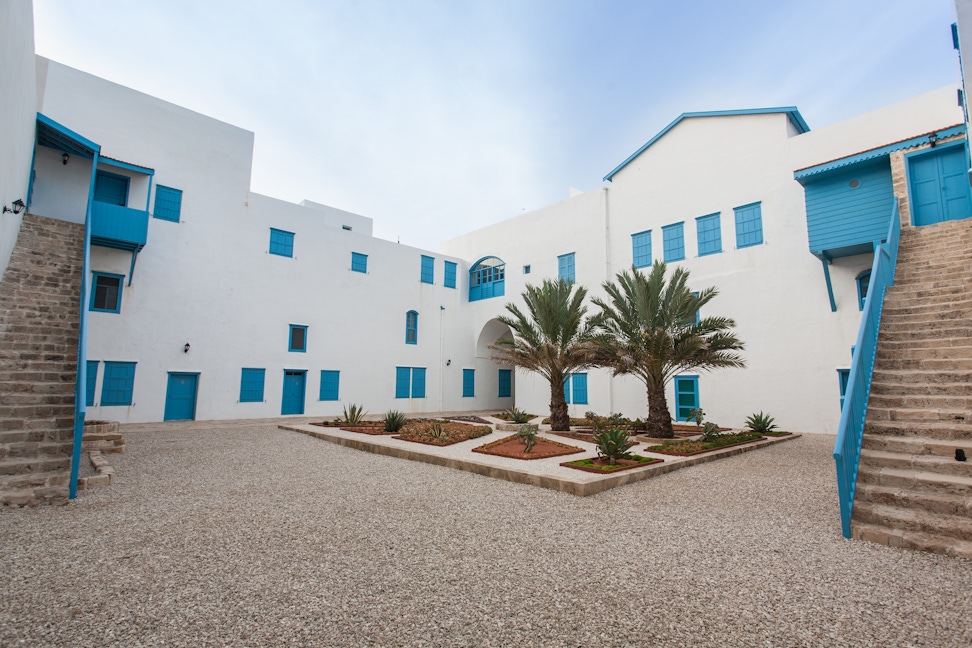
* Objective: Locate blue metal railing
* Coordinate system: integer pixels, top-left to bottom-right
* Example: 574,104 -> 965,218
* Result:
833,199 -> 901,537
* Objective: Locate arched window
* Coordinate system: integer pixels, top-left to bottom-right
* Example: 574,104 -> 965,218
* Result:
469,256 -> 505,302
856,270 -> 871,310
405,310 -> 418,344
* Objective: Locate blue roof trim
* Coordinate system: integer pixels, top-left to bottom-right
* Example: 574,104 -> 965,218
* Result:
794,125 -> 966,182
603,107 -> 809,182
36,113 -> 100,157
100,156 -> 154,176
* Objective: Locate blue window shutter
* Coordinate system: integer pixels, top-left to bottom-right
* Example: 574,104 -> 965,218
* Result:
153,185 -> 183,222
632,231 -> 652,267
411,368 -> 426,398
101,361 -> 136,406
94,171 -> 129,206
351,252 -> 368,273
395,367 -> 410,398
662,223 -> 685,261
269,228 -> 295,257
557,253 -> 575,282
405,310 -> 418,345
85,360 -> 99,407
289,325 -> 307,352
572,373 -> 588,405
734,203 -> 763,248
563,376 -> 571,404
444,261 -> 457,289
498,369 -> 512,398
89,272 -> 124,313
420,255 -> 435,284
696,213 -> 722,256
319,370 -> 340,401
240,368 -> 266,402
462,369 -> 475,397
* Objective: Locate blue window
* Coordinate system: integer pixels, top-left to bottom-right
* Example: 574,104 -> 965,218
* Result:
153,185 -> 183,222
571,373 -> 588,405
674,375 -> 699,421
444,261 -> 457,289
734,202 -> 763,248
270,228 -> 295,257
90,272 -> 123,313
523,265 -> 531,274
395,367 -> 427,398
85,360 -> 99,407
405,310 -> 418,345
696,213 -> 722,256
420,255 -> 435,284
856,270 -> 871,310
462,369 -> 475,397
632,231 -> 652,268
94,171 -> 129,206
838,368 -> 850,410
498,369 -> 512,398
469,257 -> 506,301
351,252 -> 367,273
289,325 -> 307,352
239,368 -> 265,402
558,252 -> 575,282
101,361 -> 136,406
320,370 -> 340,401
663,223 -> 685,262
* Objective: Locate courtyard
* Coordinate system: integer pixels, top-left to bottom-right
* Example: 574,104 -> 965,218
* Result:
1,422 -> 970,647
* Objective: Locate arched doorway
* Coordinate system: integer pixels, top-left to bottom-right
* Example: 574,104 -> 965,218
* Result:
475,318 -> 515,408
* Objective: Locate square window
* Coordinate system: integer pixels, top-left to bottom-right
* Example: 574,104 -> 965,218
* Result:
632,231 -> 652,268
101,361 -> 136,406
153,185 -> 183,222
734,202 -> 763,248
320,370 -> 340,401
395,367 -> 427,398
289,325 -> 307,352
420,255 -> 435,284
444,261 -> 457,289
663,223 -> 685,262
523,265 -> 531,274
270,228 -> 295,257
696,213 -> 722,256
351,252 -> 368,273
239,368 -> 265,402
90,272 -> 123,313
558,253 -> 575,282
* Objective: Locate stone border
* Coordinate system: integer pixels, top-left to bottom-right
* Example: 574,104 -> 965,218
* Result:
77,451 -> 115,490
280,423 -> 800,497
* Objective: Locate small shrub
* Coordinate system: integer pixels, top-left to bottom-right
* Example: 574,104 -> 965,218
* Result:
343,403 -> 367,425
505,406 -> 532,424
745,411 -> 778,434
384,410 -> 407,433
516,425 -> 538,452
686,408 -> 706,428
593,427 -> 633,463
700,421 -> 722,442
426,421 -> 446,442
631,418 -> 645,431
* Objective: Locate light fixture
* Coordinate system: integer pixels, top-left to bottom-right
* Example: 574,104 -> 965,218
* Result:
2,199 -> 25,215
446,359 -> 452,366
62,153 -> 69,165
929,132 -> 938,148
184,343 -> 190,353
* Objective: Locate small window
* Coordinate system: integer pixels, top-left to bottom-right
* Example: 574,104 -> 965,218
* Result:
239,368 -> 265,402
289,325 -> 307,352
395,367 -> 426,398
856,270 -> 871,310
632,230 -> 652,268
734,202 -> 763,248
696,213 -> 722,256
101,361 -> 136,406
838,368 -> 850,410
90,272 -> 124,313
320,370 -> 340,401
444,261 -> 457,289
462,369 -> 475,397
523,265 -> 531,274
270,228 -> 295,257
153,185 -> 183,222
558,252 -> 575,282
342,225 -> 352,231
571,373 -> 588,405
420,255 -> 435,284
85,360 -> 99,407
405,310 -> 418,345
498,369 -> 512,398
662,223 -> 685,262
351,252 -> 368,273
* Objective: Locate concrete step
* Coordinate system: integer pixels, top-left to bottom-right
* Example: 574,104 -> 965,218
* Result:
864,419 -> 972,441
850,520 -> 972,559
860,448 -> 972,478
855,482 -> 972,517
862,434 -> 971,458
856,464 -> 972,496
852,500 -> 972,542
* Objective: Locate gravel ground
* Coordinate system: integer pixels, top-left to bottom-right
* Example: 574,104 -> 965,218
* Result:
2,424 -> 970,647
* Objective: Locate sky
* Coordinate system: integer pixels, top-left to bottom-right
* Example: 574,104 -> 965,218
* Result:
31,0 -> 961,251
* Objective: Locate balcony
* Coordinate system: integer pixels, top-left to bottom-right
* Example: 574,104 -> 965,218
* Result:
90,201 -> 148,251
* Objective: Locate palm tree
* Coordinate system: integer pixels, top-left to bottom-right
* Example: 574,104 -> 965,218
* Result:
592,262 -> 745,439
491,278 -> 598,431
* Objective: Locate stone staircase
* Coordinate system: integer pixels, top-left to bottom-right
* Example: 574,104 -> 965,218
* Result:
0,214 -> 83,506
852,218 -> 972,558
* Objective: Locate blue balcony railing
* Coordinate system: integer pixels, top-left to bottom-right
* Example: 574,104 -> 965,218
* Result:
90,201 -> 148,251
833,199 -> 901,538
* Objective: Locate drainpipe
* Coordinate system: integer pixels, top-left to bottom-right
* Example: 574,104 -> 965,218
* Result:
602,186 -> 615,414
439,305 -> 445,413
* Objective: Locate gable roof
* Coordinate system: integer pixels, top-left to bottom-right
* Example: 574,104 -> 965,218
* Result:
603,107 -> 810,182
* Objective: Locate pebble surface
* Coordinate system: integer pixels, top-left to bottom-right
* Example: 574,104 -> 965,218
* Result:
2,424 -> 970,647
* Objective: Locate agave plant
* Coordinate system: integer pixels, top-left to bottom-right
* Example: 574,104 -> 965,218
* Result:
516,425 -> 538,452
383,410 -> 407,433
745,411 -> 778,434
593,427 -> 633,464
427,421 -> 446,442
342,403 -> 367,425
505,406 -> 532,424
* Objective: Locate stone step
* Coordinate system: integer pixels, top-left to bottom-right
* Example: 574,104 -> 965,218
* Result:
862,434 -> 971,458
864,419 -> 972,441
0,441 -> 73,460
881,309 -> 972,325
852,500 -> 972,542
850,520 -> 972,559
883,301 -> 972,317
867,406 -> 971,424
0,392 -> 78,407
856,464 -> 972,497
875,357 -> 972,371
0,429 -> 73,444
855,482 -> 971,518
860,448 -> 972,478
0,455 -> 71,476
871,380 -> 972,396
886,285 -> 969,300
876,346 -> 972,360
877,327 -> 972,342
0,484 -> 70,507
876,336 -> 972,349
868,393 -> 972,409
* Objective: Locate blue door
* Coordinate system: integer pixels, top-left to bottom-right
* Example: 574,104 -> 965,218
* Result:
909,145 -> 972,226
282,370 -> 306,415
164,372 -> 198,421
94,171 -> 129,206
674,376 -> 699,421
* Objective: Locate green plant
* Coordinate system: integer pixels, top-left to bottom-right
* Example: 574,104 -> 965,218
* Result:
686,408 -> 706,428
700,421 -> 722,442
631,418 -> 645,431
384,410 -> 407,433
427,421 -> 446,442
745,411 -> 778,434
342,403 -> 367,425
516,425 -> 538,452
593,427 -> 633,463
505,406 -> 533,424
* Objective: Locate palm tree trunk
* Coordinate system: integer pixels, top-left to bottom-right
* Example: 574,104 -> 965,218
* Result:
549,379 -> 570,431
647,383 -> 674,438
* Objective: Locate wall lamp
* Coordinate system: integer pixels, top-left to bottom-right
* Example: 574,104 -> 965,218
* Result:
446,359 -> 452,366
184,343 -> 191,353
62,153 -> 69,165
2,199 -> 26,215
928,132 -> 938,148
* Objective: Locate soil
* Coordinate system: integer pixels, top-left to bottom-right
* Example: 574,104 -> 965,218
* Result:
759,430 -> 792,437
561,455 -> 663,474
472,436 -> 584,460
394,421 -> 492,446
310,422 -> 391,434
448,415 -> 492,425
646,435 -> 764,456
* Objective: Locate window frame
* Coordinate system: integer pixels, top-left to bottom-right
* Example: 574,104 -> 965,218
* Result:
351,252 -> 368,273
462,368 -> 475,397
662,222 -> 685,262
558,252 -> 576,282
89,272 -> 124,313
395,367 -> 427,399
153,185 -> 183,222
674,375 -> 699,421
289,324 -> 308,352
269,228 -> 295,257
239,368 -> 266,403
420,255 -> 435,284
319,370 -> 340,401
444,261 -> 457,289
100,361 -> 136,406
695,213 -> 722,256
734,202 -> 764,248
632,230 -> 652,268
405,310 -> 419,345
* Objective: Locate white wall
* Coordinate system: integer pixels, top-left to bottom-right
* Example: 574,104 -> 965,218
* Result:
0,0 -> 37,278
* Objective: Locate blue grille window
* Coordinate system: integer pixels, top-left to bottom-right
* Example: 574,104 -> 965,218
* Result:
632,231 -> 652,268
351,252 -> 367,273
289,325 -> 307,352
85,360 -> 99,407
101,361 -> 136,406
405,310 -> 418,345
734,202 -> 763,248
153,185 -> 183,222
462,369 -> 475,397
395,367 -> 427,398
571,373 -> 588,405
558,253 -> 575,282
444,261 -> 457,289
239,368 -> 265,402
498,369 -> 512,398
90,272 -> 124,313
696,213 -> 722,256
663,223 -> 685,262
469,257 -> 505,301
270,228 -> 295,257
421,255 -> 434,284
320,370 -> 340,401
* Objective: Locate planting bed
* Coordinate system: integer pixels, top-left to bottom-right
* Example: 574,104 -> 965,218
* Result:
311,422 -> 391,434
394,421 -> 492,446
473,435 -> 584,460
646,431 -> 764,456
561,455 -> 663,474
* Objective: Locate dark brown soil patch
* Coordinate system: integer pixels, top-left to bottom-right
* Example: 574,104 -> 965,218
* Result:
561,455 -> 663,473
473,436 -> 584,460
